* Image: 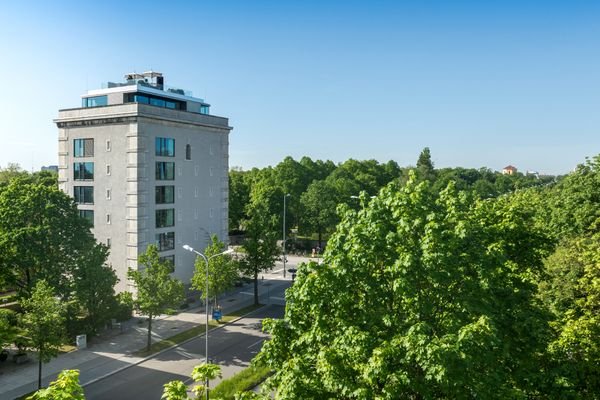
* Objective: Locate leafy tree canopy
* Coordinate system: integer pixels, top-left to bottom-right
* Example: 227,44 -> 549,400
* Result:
258,173 -> 554,399
0,179 -> 96,296
128,244 -> 185,350
191,235 -> 239,307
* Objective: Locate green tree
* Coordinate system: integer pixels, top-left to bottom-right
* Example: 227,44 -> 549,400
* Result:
546,155 -> 600,238
257,174 -> 553,398
299,180 -> 339,248
20,280 -> 66,389
0,308 -> 19,350
229,167 -> 251,232
540,236 -> 600,397
128,245 -> 185,351
27,369 -> 84,400
240,185 -> 281,306
191,235 -> 239,308
162,363 -> 222,400
72,243 -> 118,336
416,146 -> 435,181
0,179 -> 99,297
0,163 -> 28,186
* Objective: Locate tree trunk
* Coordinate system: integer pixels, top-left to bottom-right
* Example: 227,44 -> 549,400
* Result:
147,313 -> 153,351
38,350 -> 42,389
253,271 -> 259,305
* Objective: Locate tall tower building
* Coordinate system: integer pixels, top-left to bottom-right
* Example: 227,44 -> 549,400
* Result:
55,72 -> 232,292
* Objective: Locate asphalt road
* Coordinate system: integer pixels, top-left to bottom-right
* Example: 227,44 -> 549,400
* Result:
84,302 -> 286,399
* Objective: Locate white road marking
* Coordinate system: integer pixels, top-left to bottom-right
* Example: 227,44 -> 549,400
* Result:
248,338 -> 265,349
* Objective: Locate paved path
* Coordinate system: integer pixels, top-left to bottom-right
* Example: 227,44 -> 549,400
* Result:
85,304 -> 285,399
0,255 -> 310,400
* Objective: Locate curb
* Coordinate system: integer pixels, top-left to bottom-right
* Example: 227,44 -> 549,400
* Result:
81,303 -> 271,388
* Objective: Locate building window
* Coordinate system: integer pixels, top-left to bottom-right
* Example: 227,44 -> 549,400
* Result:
74,186 -> 94,204
209,167 -> 214,177
79,210 -> 94,226
209,187 -> 214,197
194,165 -> 199,176
155,186 -> 175,204
209,145 -> 214,156
106,140 -> 111,152
106,165 -> 111,175
177,187 -> 182,199
155,162 -> 175,180
125,93 -> 185,111
159,255 -> 175,272
178,166 -> 182,176
156,232 -> 175,251
155,137 -> 175,157
106,214 -> 111,224
210,208 -> 214,218
194,187 -> 199,198
106,189 -> 111,200
194,209 -> 198,220
200,105 -> 210,115
186,144 -> 192,160
178,211 -> 182,222
82,96 -> 107,108
107,238 -> 111,247
74,162 -> 94,180
74,138 -> 94,157
156,209 -> 175,228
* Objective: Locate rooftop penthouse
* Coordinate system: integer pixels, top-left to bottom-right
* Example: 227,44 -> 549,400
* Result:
80,71 -> 211,115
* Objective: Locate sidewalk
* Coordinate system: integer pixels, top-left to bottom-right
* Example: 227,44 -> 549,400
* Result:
0,258 -> 307,400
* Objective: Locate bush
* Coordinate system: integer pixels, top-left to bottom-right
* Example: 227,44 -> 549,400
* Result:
112,292 -> 134,322
211,364 -> 271,399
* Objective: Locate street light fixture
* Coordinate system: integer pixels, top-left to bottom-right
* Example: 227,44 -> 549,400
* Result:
283,193 -> 291,278
182,244 -> 234,400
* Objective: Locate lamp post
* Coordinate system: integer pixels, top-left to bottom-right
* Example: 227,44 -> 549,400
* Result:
182,244 -> 233,400
283,193 -> 290,278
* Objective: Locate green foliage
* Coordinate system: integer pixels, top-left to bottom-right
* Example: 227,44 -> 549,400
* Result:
257,173 -> 553,398
541,236 -> 600,397
546,155 -> 600,238
0,308 -> 19,348
162,363 -> 222,400
128,245 -> 185,351
191,235 -> 239,306
27,369 -> 84,400
416,146 -> 435,181
72,243 -> 117,336
0,179 -> 98,296
112,292 -> 134,322
229,167 -> 252,231
211,364 -> 271,400
161,380 -> 189,400
240,184 -> 282,305
20,280 -> 66,389
20,280 -> 66,361
0,178 -> 118,338
299,180 -> 339,247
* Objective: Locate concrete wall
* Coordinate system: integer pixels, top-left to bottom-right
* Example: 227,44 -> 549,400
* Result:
56,102 -> 231,293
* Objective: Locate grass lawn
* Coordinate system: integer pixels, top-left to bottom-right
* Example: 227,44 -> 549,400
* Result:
133,304 -> 264,357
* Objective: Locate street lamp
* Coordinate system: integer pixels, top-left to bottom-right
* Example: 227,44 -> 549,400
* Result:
283,193 -> 291,278
182,244 -> 233,400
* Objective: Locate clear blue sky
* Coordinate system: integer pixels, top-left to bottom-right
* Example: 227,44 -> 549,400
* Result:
1,0 -> 598,175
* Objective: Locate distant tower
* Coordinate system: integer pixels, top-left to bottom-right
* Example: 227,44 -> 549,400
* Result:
55,72 -> 232,292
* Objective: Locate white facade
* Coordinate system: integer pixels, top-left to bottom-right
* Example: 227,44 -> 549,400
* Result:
55,75 -> 231,292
